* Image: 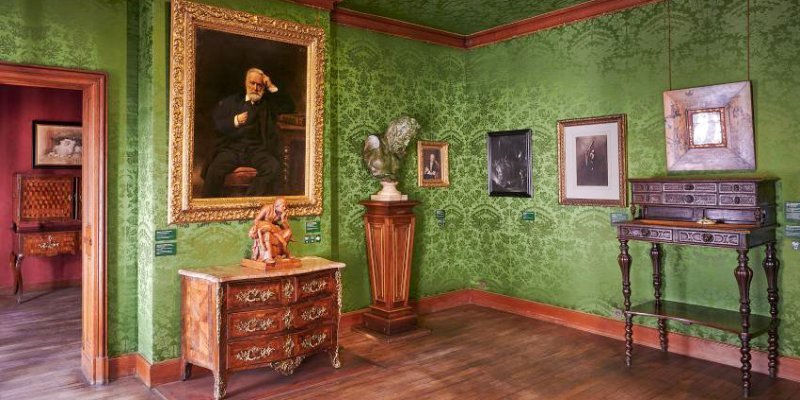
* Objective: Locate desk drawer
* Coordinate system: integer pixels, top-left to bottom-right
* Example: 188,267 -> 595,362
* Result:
663,182 -> 717,192
22,231 -> 80,257
719,182 -> 756,193
664,193 -> 716,206
619,227 -> 673,242
226,324 -> 334,370
718,195 -> 757,207
677,230 -> 740,247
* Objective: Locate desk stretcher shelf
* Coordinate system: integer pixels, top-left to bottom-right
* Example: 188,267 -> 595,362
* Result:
627,300 -> 773,336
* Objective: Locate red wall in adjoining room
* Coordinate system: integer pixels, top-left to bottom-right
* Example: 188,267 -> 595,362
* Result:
0,84 -> 83,292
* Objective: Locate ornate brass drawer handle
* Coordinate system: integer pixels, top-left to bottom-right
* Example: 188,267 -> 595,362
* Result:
301,306 -> 328,321
38,235 -> 61,250
284,336 -> 295,356
235,288 -> 276,303
235,345 -> 275,362
235,317 -> 274,333
283,281 -> 295,299
302,279 -> 327,294
301,332 -> 327,349
702,234 -> 714,243
283,309 -> 294,328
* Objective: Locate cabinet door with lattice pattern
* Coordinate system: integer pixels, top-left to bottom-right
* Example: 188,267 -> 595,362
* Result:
13,174 -> 79,224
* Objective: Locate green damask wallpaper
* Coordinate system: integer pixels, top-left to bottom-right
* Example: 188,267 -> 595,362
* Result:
330,25 -> 472,311
338,0 -> 588,35
0,0 -> 140,356
2,0 -> 799,366
465,0 -> 800,356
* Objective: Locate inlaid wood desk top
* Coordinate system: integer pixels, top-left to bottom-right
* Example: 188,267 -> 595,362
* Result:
179,256 -> 345,283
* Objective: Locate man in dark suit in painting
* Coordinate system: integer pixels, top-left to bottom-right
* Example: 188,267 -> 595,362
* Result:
202,67 -> 294,197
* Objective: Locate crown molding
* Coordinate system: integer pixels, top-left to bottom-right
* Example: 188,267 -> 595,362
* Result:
289,0 -> 342,11
466,0 -> 662,48
331,8 -> 466,49
332,0 -> 663,49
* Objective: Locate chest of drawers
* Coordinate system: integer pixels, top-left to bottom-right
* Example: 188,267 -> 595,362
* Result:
179,257 -> 344,400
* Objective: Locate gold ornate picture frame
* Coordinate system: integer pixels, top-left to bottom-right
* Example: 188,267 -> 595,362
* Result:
417,140 -> 449,187
168,0 -> 325,223
557,114 -> 627,207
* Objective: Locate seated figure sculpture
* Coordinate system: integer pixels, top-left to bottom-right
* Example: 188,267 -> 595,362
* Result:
245,197 -> 299,268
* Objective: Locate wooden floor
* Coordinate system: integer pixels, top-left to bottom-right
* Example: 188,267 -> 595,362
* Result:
3,288 -> 800,399
0,287 -> 156,399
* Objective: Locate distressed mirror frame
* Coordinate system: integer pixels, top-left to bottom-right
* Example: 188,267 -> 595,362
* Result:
664,81 -> 754,172
168,0 -> 325,223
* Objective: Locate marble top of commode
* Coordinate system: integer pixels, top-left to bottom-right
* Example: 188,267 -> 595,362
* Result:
178,256 -> 345,283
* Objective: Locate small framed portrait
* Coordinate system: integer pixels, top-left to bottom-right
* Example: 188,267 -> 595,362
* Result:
32,121 -> 82,168
557,114 -> 627,207
417,140 -> 449,187
487,129 -> 532,197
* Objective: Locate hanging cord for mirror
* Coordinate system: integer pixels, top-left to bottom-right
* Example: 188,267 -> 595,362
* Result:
666,0 -> 672,90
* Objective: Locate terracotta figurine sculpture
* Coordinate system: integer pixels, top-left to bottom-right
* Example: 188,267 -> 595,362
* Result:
247,197 -> 298,267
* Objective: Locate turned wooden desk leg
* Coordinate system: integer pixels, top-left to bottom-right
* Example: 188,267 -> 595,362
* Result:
763,242 -> 780,378
11,253 -> 24,303
735,249 -> 753,398
618,239 -> 633,367
650,243 -> 667,352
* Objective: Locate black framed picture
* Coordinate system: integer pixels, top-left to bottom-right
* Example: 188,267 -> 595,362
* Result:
487,129 -> 532,197
32,121 -> 82,169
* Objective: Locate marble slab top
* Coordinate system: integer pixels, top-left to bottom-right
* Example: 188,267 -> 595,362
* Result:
178,256 -> 345,283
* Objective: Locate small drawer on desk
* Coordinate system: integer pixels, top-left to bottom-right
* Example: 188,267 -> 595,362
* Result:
677,230 -> 740,247
663,182 -> 717,192
297,272 -> 335,300
619,227 -> 673,241
228,308 -> 287,339
632,193 -> 663,204
227,281 -> 285,309
718,194 -> 757,207
632,183 -> 663,192
664,193 -> 716,206
719,182 -> 756,193
22,231 -> 80,257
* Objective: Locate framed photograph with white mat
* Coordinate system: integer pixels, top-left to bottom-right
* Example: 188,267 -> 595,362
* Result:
557,114 -> 627,207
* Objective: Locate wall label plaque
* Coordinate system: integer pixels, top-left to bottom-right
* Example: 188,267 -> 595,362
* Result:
305,221 -> 321,234
786,202 -> 800,222
155,229 -> 177,241
610,212 -> 629,224
786,225 -> 800,239
155,242 -> 177,256
521,211 -> 536,221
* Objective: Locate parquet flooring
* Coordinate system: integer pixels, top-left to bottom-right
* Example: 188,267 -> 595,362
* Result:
0,287 -> 156,399
2,288 -> 800,399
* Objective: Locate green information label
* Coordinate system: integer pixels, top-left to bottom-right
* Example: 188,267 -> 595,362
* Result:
521,211 -> 536,221
786,202 -> 800,222
155,229 -> 177,241
305,221 -> 321,234
786,226 -> 800,239
155,242 -> 177,256
610,212 -> 629,224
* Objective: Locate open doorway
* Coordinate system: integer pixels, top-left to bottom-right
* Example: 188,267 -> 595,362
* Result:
0,63 -> 108,385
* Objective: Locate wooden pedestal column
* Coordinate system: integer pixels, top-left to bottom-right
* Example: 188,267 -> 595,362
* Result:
357,200 -> 429,341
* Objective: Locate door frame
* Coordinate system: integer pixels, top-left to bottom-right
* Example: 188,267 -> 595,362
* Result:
0,62 -> 109,384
